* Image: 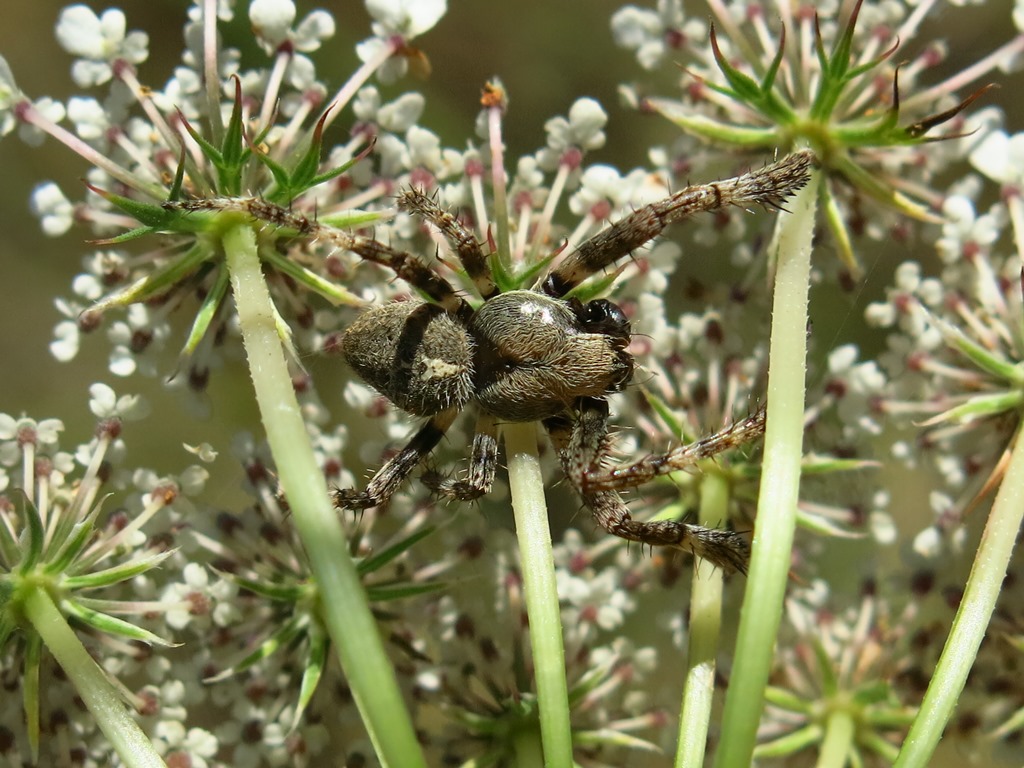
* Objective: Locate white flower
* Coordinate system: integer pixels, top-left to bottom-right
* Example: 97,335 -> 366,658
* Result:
154,719 -> 219,767
55,5 -> 149,87
293,10 -> 336,52
551,98 -> 608,152
163,562 -> 239,631
31,182 -> 74,236
50,318 -> 81,362
249,0 -> 296,48
0,416 -> 65,464
19,98 -> 66,147
569,164 -> 623,215
66,96 -> 110,142
536,98 -> 608,171
365,0 -> 446,38
0,55 -> 26,137
405,125 -> 442,171
88,383 -> 150,421
379,92 -> 425,132
611,0 -> 704,69
935,196 -> 1001,264
969,129 -> 1024,187
913,525 -> 943,559
356,0 -> 446,82
513,155 -> 544,190
249,0 -> 335,53
187,0 -> 235,24
184,442 -> 219,462
284,53 -> 318,90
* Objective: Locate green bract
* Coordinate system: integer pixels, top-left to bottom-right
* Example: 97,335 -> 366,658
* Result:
647,0 -> 990,274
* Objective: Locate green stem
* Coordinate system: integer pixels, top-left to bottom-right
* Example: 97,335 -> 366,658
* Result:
894,426 -> 1024,768
816,709 -> 855,768
22,589 -> 166,768
674,469 -> 729,768
713,170 -> 820,768
503,420 -> 574,768
223,222 -> 426,768
512,724 -> 546,768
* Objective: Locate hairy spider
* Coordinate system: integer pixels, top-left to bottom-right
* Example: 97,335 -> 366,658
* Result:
334,150 -> 814,573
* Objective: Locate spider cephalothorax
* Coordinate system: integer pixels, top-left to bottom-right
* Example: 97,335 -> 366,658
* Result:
334,150 -> 814,573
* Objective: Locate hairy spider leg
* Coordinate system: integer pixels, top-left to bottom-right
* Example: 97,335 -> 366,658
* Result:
581,405 -> 767,493
398,188 -> 500,300
343,235 -> 474,319
539,149 -> 815,298
334,408 -> 459,510
422,411 -> 500,501
544,398 -> 751,574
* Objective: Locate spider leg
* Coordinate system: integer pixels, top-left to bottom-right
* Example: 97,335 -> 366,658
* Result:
334,408 -> 458,510
398,189 -> 500,300
544,398 -> 751,574
582,405 -> 767,493
422,411 -> 499,501
540,150 -> 814,298
340,233 -> 473,319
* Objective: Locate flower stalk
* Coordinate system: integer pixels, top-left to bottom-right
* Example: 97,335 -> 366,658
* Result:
222,221 -> 427,768
817,708 -> 857,768
714,168 -> 820,768
504,420 -> 574,768
674,468 -> 728,768
21,588 -> 166,768
894,423 -> 1024,768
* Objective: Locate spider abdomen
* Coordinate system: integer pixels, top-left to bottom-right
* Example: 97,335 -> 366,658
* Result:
341,300 -> 474,416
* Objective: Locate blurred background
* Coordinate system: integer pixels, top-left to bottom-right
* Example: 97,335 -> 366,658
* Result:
1,2 -> 1022,765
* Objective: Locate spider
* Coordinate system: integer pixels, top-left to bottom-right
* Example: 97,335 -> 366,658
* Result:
333,150 -> 814,574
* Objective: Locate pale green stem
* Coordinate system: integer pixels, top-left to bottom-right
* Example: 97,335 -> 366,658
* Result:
816,709 -> 855,768
503,421 -> 574,768
22,589 -> 166,768
223,222 -> 426,768
674,469 -> 728,768
894,425 -> 1024,768
512,725 -> 546,767
713,170 -> 819,768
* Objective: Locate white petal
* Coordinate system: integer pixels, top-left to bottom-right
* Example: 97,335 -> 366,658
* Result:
294,10 -> 336,51
365,0 -> 446,37
89,382 -> 117,417
56,5 -> 106,59
969,130 -> 1014,185
249,0 -> 296,46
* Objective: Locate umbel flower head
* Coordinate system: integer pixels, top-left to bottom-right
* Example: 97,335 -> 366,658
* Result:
0,385 -> 202,761
0,0 -> 448,395
614,0 -> 1019,274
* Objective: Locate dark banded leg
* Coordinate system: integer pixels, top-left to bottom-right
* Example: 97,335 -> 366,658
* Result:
398,189 -> 499,300
543,399 -> 751,574
334,409 -> 458,510
422,412 -> 499,501
582,405 -> 767,493
540,150 -> 814,297
342,235 -> 473,319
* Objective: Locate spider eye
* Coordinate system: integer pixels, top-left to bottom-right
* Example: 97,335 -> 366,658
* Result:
577,299 -> 630,340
